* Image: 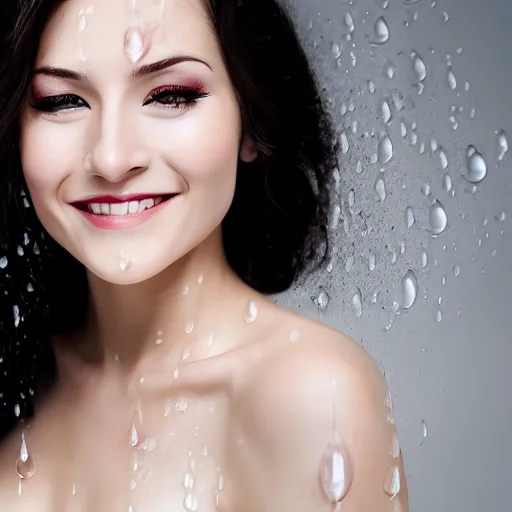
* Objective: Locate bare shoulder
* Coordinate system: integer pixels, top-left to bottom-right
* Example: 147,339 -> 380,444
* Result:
230,302 -> 409,512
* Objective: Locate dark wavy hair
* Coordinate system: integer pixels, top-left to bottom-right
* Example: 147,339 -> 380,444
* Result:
0,0 -> 338,440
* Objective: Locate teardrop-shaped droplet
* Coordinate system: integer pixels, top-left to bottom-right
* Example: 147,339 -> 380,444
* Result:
384,465 -> 401,497
402,270 -> 418,310
429,201 -> 448,235
124,27 -> 149,64
375,178 -> 386,202
378,134 -> 393,163
319,443 -> 353,504
245,300 -> 258,324
405,207 -> 415,228
340,131 -> 349,154
380,99 -> 392,124
465,145 -> 487,183
368,250 -> 376,271
16,433 -> 36,480
344,12 -> 355,33
332,43 -> 342,59
447,67 -> 457,90
371,16 -> 390,44
0,256 -> 7,268
130,423 -> 139,448
313,289 -> 330,310
443,174 -> 452,192
411,51 -> 427,81
438,148 -> 449,169
352,290 -> 363,318
497,129 -> 508,161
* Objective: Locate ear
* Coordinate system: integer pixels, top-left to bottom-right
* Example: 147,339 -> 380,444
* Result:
239,133 -> 258,163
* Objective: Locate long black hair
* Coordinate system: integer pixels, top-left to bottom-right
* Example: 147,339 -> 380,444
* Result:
0,0 -> 338,440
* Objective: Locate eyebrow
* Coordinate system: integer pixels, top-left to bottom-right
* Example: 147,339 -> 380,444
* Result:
32,56 -> 212,81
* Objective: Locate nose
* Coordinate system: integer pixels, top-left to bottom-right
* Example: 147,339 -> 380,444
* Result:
85,108 -> 151,183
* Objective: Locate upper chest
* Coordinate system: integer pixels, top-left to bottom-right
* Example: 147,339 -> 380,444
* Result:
0,386 -> 249,512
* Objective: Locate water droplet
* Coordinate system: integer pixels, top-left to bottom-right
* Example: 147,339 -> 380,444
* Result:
332,43 -> 342,59
319,443 -> 353,503
443,174 -> 452,192
384,465 -> 401,497
442,11 -> 450,22
241,299 -> 258,325
356,160 -> 362,174
421,420 -> 428,444
392,431 -> 401,458
421,252 -> 428,268
380,99 -> 392,124
429,201 -> 448,235
352,289 -> 363,318
14,404 -> 20,417
453,264 -> 460,276
367,80 -> 376,94
182,285 -> 189,295
411,51 -> 427,81
124,27 -> 149,64
436,310 -> 443,323
120,253 -> 132,271
16,432 -> 36,479
405,207 -> 415,228
378,134 -> 393,163
345,12 -> 355,33
497,129 -> 508,161
402,270 -> 418,310
368,250 -> 376,271
183,493 -> 198,512
13,305 -> 20,328
340,131 -> 349,154
290,330 -> 300,342
130,423 -> 139,447
348,189 -> 355,208
496,211 -> 506,222
0,256 -> 7,268
438,148 -> 449,169
465,145 -> 487,183
313,289 -> 330,310
175,397 -> 189,412
447,67 -> 457,89
371,16 -> 390,44
375,178 -> 386,202
384,61 -> 396,79
400,122 -> 407,138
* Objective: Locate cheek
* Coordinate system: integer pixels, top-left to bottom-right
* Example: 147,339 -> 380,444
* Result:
19,114 -> 75,198
149,100 -> 242,188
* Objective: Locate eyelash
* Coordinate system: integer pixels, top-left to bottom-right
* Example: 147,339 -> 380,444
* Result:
30,85 -> 209,115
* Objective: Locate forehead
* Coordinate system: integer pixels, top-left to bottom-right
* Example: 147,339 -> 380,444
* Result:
37,0 -> 216,69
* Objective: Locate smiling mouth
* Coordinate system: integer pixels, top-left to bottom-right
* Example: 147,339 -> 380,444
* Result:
73,194 -> 177,216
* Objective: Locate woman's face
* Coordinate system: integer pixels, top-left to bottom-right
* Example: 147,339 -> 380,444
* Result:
19,0 -> 256,284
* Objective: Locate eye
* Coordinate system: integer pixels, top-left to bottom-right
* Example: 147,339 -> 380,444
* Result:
30,94 -> 89,114
142,85 -> 209,110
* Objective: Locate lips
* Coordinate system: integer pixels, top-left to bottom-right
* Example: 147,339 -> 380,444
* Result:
70,193 -> 179,231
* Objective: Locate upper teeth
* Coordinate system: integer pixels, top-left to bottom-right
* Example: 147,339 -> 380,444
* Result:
88,197 -> 162,215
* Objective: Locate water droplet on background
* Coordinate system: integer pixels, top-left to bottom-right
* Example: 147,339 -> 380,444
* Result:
429,201 -> 448,235
465,145 -> 487,183
371,17 -> 390,44
405,207 -> 415,228
376,178 -> 387,202
313,289 -> 330,310
341,131 -> 349,154
0,256 -> 7,268
411,51 -> 427,81
352,289 -> 363,318
380,99 -> 392,124
402,270 -> 418,309
497,130 -> 508,161
378,134 -> 394,163
447,67 -> 457,90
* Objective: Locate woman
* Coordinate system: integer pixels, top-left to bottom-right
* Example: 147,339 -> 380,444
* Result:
0,0 -> 408,510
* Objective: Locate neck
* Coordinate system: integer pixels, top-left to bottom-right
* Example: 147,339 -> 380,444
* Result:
66,229 -> 253,382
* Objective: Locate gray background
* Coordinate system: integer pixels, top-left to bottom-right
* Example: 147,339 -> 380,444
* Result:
277,0 -> 512,510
